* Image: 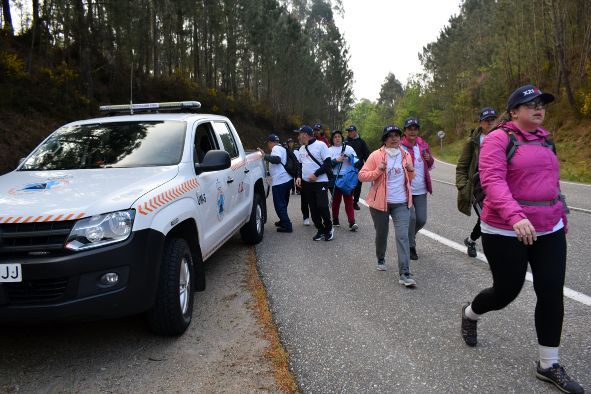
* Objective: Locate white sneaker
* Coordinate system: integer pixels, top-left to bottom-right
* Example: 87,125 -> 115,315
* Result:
399,274 -> 416,287
303,218 -> 310,226
377,259 -> 386,271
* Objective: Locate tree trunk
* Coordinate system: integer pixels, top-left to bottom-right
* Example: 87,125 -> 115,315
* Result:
27,0 -> 40,72
1,0 -> 14,35
549,0 -> 576,109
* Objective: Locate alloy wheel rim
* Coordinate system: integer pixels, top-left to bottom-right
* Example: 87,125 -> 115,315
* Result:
179,256 -> 191,315
255,203 -> 263,235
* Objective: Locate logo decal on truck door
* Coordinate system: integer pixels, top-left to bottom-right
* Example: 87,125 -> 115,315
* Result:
216,178 -> 225,221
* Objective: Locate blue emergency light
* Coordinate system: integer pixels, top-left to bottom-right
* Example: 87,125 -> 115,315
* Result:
99,101 -> 201,113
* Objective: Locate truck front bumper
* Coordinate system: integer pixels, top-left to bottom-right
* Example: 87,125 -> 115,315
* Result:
0,229 -> 164,323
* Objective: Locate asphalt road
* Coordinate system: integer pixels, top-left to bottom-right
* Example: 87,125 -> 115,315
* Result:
0,237 -> 278,393
256,170 -> 590,393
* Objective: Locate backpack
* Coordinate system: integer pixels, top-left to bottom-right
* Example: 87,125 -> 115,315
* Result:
281,146 -> 300,178
472,125 -> 557,215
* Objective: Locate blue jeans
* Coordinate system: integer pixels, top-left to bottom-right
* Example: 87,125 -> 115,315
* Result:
272,180 -> 292,230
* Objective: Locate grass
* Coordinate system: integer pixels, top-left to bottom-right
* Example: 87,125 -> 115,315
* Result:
246,248 -> 299,394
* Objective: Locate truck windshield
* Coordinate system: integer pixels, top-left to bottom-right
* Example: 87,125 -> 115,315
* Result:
19,121 -> 187,170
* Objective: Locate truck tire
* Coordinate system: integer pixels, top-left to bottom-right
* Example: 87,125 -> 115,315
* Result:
240,193 -> 264,245
147,238 -> 195,336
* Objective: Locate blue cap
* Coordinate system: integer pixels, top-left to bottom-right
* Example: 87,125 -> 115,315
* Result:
313,123 -> 322,130
507,85 -> 555,111
346,124 -> 357,132
296,125 -> 313,135
404,117 -> 420,129
267,134 -> 280,142
382,125 -> 402,141
479,107 -> 497,121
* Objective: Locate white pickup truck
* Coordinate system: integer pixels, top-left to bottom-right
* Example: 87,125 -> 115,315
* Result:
0,101 -> 269,336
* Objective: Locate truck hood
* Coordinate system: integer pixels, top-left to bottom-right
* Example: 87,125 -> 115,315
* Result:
0,167 -> 179,219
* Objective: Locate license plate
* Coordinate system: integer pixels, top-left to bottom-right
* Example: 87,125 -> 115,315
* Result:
0,264 -> 22,283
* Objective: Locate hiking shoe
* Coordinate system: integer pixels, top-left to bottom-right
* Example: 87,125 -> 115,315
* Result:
464,237 -> 477,258
461,303 -> 478,347
349,223 -> 359,231
536,362 -> 584,394
325,228 -> 334,241
353,202 -> 361,210
303,218 -> 311,226
312,231 -> 324,241
377,259 -> 387,271
410,247 -> 418,260
333,219 -> 340,227
399,274 -> 416,287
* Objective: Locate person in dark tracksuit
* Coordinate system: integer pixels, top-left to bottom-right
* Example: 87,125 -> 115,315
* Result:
295,125 -> 334,241
345,124 -> 370,210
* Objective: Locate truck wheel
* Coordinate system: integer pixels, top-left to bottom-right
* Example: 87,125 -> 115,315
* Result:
147,238 -> 195,336
240,193 -> 264,245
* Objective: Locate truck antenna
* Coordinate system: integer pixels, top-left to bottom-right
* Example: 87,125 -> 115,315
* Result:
130,49 -> 135,115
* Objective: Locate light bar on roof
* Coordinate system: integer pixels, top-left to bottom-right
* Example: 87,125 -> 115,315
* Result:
99,101 -> 201,113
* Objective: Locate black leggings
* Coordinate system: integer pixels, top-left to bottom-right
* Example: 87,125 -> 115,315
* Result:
471,229 -> 566,347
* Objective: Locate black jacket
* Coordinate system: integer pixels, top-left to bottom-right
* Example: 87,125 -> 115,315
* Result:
345,137 -> 370,169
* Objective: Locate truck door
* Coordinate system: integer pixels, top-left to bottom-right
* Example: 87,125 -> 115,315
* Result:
192,121 -> 231,254
211,121 -> 247,230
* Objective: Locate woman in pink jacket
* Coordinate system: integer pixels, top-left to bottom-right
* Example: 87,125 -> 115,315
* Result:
460,85 -> 583,394
358,125 -> 416,287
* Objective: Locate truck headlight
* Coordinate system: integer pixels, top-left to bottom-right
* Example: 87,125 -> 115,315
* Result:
65,210 -> 135,251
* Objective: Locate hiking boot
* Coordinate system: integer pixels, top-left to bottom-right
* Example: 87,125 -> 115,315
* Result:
464,237 -> 477,258
377,259 -> 386,271
461,303 -> 478,347
277,227 -> 293,233
303,218 -> 311,226
332,219 -> 340,227
353,202 -> 361,210
536,362 -> 584,394
410,247 -> 418,260
325,228 -> 334,241
349,223 -> 359,231
399,274 -> 416,287
312,231 -> 324,241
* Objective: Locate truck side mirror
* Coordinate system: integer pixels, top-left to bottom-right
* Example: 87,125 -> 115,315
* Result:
195,150 -> 231,175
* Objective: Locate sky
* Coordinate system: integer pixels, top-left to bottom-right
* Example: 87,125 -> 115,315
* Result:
334,0 -> 462,102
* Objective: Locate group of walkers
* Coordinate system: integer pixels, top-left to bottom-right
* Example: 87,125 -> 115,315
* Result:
260,83 -> 584,393
260,119 -> 434,287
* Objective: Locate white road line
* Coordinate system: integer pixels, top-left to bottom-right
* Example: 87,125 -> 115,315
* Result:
358,198 -> 591,307
434,158 -> 455,166
434,158 -> 591,189
431,178 -> 591,214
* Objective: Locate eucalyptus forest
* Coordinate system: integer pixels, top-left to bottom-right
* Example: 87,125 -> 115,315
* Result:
1,0 -> 590,180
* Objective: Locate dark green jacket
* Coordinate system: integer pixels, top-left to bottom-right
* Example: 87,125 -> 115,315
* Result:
456,128 -> 484,216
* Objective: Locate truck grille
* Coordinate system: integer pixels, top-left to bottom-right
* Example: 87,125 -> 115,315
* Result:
0,221 -> 75,255
4,277 -> 70,304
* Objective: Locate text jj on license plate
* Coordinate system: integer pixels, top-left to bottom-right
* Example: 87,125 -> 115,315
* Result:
0,264 -> 22,283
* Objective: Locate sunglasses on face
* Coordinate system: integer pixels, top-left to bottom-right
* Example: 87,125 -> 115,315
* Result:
523,99 -> 547,110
